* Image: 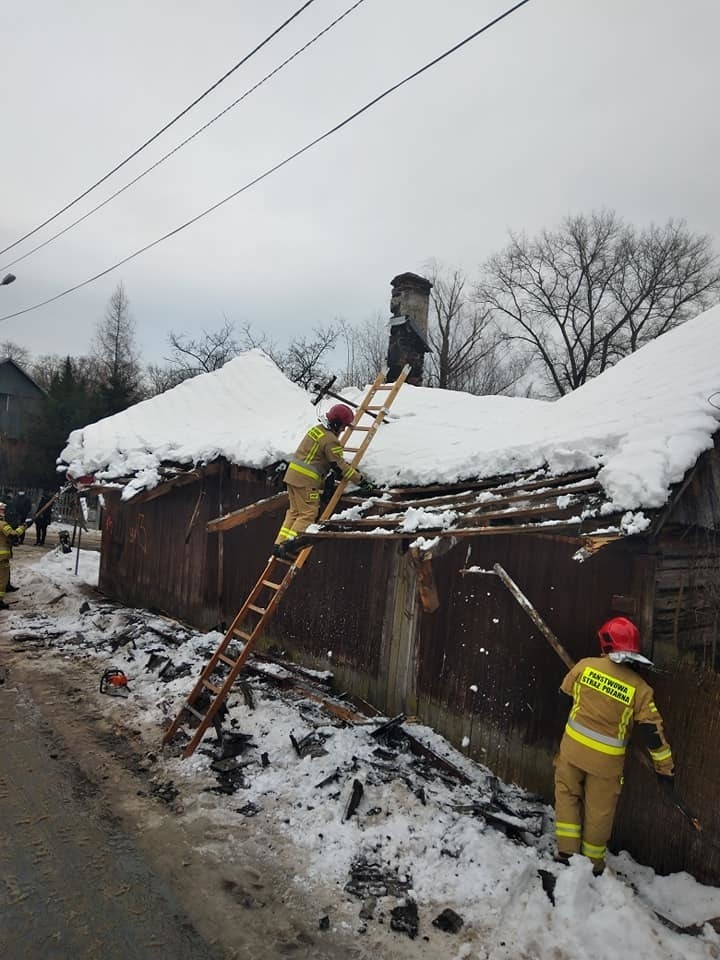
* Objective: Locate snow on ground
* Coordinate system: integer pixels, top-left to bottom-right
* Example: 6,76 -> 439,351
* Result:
60,306 -> 720,513
4,548 -> 720,959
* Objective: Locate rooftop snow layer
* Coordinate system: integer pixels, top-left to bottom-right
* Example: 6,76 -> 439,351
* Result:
61,305 -> 720,510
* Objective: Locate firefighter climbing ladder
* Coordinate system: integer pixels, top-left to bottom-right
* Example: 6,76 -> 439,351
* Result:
163,365 -> 411,758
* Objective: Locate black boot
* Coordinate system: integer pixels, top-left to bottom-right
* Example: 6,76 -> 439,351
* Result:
272,542 -> 300,560
5,584 -> 18,593
0,600 -> 10,610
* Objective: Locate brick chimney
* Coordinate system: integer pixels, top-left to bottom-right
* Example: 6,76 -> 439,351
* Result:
386,272 -> 433,385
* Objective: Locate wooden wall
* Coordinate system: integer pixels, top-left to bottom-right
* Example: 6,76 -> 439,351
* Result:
98,462 -> 720,882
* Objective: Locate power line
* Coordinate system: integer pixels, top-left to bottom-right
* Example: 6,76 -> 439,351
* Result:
0,0 -> 319,258
0,0 -> 533,325
0,0 -> 367,273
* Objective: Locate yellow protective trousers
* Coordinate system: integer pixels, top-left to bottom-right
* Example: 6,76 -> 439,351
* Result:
0,558 -> 10,598
274,484 -> 321,545
554,752 -> 623,867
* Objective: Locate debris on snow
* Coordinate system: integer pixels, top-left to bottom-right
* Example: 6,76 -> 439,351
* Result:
432,907 -> 464,933
8,547 -> 720,960
390,899 -> 419,939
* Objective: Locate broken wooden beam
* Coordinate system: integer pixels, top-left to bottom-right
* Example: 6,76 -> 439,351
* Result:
408,547 -> 440,613
130,463 -> 222,505
207,491 -> 288,532
300,519 -> 623,541
384,469 -> 598,497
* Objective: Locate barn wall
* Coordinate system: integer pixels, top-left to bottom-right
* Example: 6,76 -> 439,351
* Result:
99,470 -> 719,881
667,437 -> 720,530
612,663 -> 720,885
412,536 -> 639,796
651,528 -> 720,670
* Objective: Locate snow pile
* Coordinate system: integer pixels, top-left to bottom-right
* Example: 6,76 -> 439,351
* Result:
61,305 -> 720,513
5,549 -> 720,959
61,350 -> 317,494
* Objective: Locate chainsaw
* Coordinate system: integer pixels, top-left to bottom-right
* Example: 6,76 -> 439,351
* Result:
100,668 -> 130,697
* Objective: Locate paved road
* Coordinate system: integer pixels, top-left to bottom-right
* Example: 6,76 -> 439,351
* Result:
0,679 -> 219,960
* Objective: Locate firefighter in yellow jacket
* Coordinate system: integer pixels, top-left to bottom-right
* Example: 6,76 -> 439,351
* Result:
555,616 -> 674,873
273,404 -> 371,559
0,501 -> 28,610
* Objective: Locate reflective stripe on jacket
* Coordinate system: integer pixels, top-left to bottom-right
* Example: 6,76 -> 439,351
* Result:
0,520 -> 25,559
559,656 -> 674,777
284,424 -> 361,489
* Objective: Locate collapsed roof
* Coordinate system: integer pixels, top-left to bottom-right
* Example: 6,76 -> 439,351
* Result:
61,305 -> 720,540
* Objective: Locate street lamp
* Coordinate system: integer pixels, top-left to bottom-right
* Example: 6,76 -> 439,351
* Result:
1,273 -> 16,286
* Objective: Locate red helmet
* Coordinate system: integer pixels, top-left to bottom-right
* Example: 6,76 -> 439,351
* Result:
597,617 -> 642,656
326,403 -> 354,428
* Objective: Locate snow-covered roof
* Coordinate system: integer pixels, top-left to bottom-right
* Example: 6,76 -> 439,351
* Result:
61,304 -> 720,513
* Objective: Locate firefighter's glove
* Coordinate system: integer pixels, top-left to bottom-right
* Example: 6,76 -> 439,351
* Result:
24,518 -> 33,528
656,773 -> 675,794
357,478 -> 375,497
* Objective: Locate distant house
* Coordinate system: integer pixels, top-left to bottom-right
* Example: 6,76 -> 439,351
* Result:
0,358 -> 45,484
60,300 -> 720,884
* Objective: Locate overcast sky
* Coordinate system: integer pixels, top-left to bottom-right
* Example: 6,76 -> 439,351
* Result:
1,0 -> 718,366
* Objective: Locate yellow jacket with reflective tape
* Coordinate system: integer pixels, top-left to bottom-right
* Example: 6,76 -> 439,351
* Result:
558,655 -> 674,778
284,425 -> 362,489
0,521 -> 25,559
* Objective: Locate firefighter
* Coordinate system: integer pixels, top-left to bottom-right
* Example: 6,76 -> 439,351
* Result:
273,403 -> 372,559
0,502 -> 28,610
554,616 -> 674,874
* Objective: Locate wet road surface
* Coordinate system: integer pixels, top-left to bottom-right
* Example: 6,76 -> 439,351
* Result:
0,678 -> 219,960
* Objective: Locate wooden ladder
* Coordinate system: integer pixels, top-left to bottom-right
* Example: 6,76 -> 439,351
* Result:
163,365 -> 411,758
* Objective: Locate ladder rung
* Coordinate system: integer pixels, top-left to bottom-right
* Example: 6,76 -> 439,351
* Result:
272,555 -> 294,566
234,629 -> 253,642
345,447 -> 361,453
248,604 -> 267,615
261,579 -> 283,590
217,653 -> 237,667
184,704 -> 205,721
203,680 -> 222,695
348,425 -> 372,431
374,383 -> 393,389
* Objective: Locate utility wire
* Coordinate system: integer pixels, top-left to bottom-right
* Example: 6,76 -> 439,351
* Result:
0,0 -> 319,257
0,1 -> 366,273
0,0 -> 533,324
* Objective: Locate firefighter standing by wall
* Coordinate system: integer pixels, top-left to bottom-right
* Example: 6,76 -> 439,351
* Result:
0,502 -> 29,610
555,616 -> 674,874
273,404 -> 372,559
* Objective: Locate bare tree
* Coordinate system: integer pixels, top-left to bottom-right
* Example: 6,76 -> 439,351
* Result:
478,212 -> 720,396
239,320 -> 338,390
281,323 -> 339,389
31,354 -> 102,393
166,319 -> 240,378
0,341 -> 31,368
145,363 -> 186,396
237,321 -> 282,364
337,314 -> 388,387
426,262 -> 528,395
93,282 -> 144,414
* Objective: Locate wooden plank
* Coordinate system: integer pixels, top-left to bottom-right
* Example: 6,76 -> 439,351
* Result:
385,468 -> 598,497
130,462 -> 222,505
207,491 -> 288,532
343,478 -> 602,513
324,499 -> 594,529
302,520 -> 623,541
